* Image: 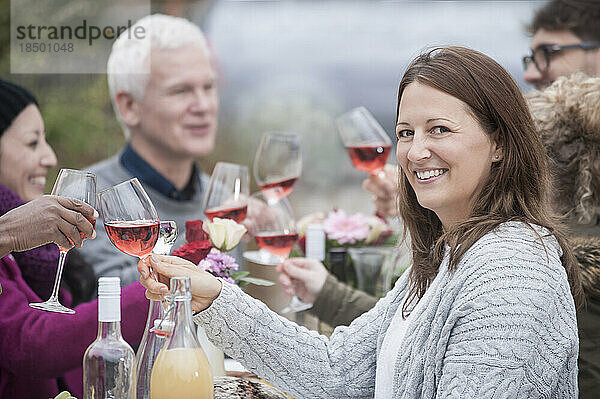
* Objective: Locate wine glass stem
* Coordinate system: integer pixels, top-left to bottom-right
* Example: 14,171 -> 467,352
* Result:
140,254 -> 158,281
48,249 -> 69,302
372,168 -> 386,179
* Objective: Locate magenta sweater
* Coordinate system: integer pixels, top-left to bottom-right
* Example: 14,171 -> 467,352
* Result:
0,254 -> 148,398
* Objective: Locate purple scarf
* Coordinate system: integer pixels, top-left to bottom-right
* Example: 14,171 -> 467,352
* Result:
0,184 -> 59,299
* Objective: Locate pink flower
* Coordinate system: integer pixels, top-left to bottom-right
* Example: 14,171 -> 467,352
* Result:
198,251 -> 239,285
322,210 -> 370,245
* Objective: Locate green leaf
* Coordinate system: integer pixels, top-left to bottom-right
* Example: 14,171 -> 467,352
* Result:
381,233 -> 400,247
239,276 -> 275,286
231,271 -> 250,279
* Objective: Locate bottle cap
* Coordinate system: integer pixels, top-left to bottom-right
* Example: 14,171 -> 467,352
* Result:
98,277 -> 120,298
97,277 -> 121,322
305,223 -> 325,261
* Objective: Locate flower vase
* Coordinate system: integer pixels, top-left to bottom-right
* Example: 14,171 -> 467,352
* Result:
347,247 -> 393,297
197,324 -> 226,377
327,247 -> 348,283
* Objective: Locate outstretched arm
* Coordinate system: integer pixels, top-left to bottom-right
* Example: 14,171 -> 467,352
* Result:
0,195 -> 96,258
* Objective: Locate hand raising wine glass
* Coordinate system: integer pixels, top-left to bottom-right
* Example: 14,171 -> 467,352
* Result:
253,132 -> 302,198
203,162 -> 249,223
98,178 -> 160,261
29,169 -> 97,314
249,188 -> 311,314
337,106 -> 392,177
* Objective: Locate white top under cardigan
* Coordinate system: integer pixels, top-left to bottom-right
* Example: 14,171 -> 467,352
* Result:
375,261 -> 449,398
194,222 -> 579,398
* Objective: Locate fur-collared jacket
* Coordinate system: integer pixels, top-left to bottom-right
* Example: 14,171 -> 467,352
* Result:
572,236 -> 600,399
526,73 -> 600,226
527,73 -> 600,398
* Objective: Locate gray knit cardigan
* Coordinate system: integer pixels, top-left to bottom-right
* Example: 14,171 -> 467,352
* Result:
194,222 -> 578,398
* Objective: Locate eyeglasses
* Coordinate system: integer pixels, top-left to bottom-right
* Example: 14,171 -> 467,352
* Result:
522,42 -> 600,73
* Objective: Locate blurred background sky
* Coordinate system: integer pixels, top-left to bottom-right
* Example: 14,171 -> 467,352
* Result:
2,0 -> 546,218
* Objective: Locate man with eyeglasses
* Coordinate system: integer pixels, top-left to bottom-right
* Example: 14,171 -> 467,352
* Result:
523,0 -> 600,89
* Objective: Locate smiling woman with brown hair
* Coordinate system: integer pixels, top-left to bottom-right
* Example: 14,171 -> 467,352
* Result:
140,46 -> 582,398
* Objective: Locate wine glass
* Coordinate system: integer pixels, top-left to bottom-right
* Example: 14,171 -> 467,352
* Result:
29,169 -> 97,314
336,106 -> 392,177
97,178 -> 160,261
253,132 -> 302,199
203,162 -> 249,223
249,188 -> 311,314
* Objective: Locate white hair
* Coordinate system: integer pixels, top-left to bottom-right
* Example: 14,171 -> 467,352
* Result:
107,14 -> 210,139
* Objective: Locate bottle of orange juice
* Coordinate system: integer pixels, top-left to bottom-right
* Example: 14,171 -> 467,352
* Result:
150,277 -> 213,399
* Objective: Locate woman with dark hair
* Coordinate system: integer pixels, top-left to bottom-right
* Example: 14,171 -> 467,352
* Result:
139,46 -> 582,398
0,79 -> 148,399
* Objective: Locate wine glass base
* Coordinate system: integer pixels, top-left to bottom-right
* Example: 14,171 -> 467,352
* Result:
29,300 -> 75,314
279,296 -> 313,314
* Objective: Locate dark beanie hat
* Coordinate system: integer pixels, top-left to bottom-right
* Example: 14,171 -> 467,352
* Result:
0,79 -> 38,136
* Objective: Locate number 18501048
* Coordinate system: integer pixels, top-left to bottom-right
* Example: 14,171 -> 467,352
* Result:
19,42 -> 74,53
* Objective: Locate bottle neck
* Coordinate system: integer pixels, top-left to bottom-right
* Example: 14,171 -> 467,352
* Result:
167,297 -> 199,349
174,297 -> 196,333
97,320 -> 123,340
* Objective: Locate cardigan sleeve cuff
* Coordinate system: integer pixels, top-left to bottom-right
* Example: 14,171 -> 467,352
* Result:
192,280 -> 241,326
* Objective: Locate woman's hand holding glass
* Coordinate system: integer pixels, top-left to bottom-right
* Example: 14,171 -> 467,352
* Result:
362,163 -> 399,218
0,195 -> 97,295
276,258 -> 329,305
138,254 -> 222,312
249,188 -> 315,313
29,169 -> 97,314
0,195 -> 97,255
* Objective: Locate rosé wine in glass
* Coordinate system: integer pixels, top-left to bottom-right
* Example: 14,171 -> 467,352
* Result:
257,176 -> 298,198
203,162 -> 249,223
98,178 -> 160,263
104,220 -> 160,258
337,106 -> 392,177
253,132 -> 302,197
255,231 -> 299,259
345,144 -> 391,174
204,204 -> 248,223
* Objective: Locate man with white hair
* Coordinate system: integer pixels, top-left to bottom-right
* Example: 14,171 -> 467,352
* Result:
81,14 -> 218,285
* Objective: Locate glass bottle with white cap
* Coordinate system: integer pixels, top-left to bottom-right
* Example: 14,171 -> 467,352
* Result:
83,276 -> 136,398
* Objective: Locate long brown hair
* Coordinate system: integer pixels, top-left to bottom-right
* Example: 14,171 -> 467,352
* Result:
397,47 -> 583,316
